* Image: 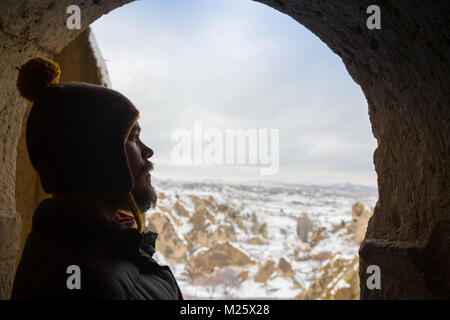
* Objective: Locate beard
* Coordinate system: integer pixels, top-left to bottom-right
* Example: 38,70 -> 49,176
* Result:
132,181 -> 157,213
115,180 -> 157,223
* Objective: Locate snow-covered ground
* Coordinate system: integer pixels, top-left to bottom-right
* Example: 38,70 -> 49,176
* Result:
149,179 -> 377,299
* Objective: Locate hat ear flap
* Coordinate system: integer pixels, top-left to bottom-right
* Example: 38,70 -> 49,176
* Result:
127,192 -> 144,233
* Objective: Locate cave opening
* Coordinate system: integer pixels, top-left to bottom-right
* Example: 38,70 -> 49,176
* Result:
1,0 -> 448,300
25,0 -> 378,299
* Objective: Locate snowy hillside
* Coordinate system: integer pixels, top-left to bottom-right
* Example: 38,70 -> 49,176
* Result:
146,179 -> 377,300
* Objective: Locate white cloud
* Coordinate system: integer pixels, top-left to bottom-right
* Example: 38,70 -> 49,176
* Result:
91,0 -> 377,186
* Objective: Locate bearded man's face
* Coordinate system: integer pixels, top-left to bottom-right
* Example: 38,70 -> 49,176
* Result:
131,168 -> 157,213
124,121 -> 157,214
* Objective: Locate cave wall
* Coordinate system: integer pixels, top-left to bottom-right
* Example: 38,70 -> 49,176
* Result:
0,0 -> 448,299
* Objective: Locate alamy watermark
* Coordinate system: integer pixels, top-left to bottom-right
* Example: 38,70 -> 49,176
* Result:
66,5 -> 81,30
171,121 -> 279,175
366,265 -> 381,289
66,265 -> 81,290
366,5 -> 381,30
67,4 -> 380,31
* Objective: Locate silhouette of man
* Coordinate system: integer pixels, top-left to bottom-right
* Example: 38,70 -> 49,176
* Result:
12,57 -> 183,300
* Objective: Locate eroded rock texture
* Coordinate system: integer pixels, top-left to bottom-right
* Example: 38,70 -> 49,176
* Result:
0,0 -> 448,299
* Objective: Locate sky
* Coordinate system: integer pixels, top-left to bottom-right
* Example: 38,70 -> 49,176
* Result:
90,0 -> 378,187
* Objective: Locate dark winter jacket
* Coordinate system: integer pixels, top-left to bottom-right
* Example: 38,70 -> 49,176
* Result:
12,199 -> 183,300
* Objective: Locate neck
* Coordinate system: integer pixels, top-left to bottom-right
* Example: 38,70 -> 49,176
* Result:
51,193 -> 119,220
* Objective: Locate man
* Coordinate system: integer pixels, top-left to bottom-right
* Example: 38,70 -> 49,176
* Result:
12,57 -> 183,300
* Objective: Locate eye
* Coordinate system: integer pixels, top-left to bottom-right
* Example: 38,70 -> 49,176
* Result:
128,134 -> 139,142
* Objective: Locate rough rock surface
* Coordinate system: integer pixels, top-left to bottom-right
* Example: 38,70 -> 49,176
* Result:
0,0 -> 449,299
187,243 -> 254,277
254,260 -> 276,283
310,227 -> 327,247
348,202 -> 373,245
297,213 -> 313,242
296,255 -> 360,300
147,211 -> 187,263
173,201 -> 190,218
277,257 -> 295,278
184,197 -> 237,253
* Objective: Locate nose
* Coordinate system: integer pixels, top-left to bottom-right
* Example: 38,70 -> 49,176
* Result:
142,143 -> 153,160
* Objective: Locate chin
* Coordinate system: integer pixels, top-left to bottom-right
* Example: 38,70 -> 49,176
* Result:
132,182 -> 157,213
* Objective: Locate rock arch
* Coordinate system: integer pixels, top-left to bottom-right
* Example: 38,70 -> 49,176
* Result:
0,0 -> 448,299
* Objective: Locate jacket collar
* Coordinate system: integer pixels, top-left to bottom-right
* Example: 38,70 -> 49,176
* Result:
32,198 -> 158,257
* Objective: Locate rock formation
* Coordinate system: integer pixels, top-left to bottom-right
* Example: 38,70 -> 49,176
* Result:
348,202 -> 373,245
276,257 -> 295,278
310,227 -> 327,247
184,197 -> 237,253
147,211 -> 187,263
254,260 -> 276,283
297,213 -> 313,242
173,201 -> 190,217
296,255 -> 359,300
187,243 -> 254,278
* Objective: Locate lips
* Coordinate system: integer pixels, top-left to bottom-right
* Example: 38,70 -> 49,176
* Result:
143,161 -> 154,174
144,163 -> 153,180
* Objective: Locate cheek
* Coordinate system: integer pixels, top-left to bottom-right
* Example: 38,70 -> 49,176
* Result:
126,144 -> 141,177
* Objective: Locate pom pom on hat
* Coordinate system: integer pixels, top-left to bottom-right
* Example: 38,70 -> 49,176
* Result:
17,57 -> 61,102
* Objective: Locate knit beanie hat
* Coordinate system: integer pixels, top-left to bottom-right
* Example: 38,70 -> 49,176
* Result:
17,57 -> 144,232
